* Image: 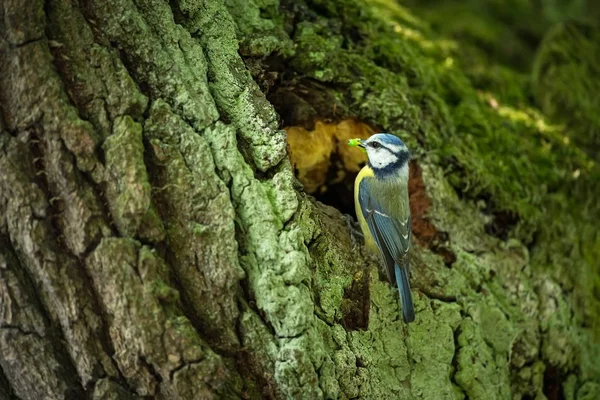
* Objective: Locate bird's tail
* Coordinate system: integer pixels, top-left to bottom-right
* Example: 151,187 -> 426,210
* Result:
395,263 -> 415,323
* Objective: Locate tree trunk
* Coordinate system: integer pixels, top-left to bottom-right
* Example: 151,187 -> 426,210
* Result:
0,0 -> 599,399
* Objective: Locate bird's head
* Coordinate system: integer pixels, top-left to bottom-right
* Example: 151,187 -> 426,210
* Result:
354,133 -> 410,177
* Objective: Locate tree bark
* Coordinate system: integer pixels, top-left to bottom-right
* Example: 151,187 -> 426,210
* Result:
1,0 -> 599,399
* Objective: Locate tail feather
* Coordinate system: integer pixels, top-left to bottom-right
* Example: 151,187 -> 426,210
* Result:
394,263 -> 415,323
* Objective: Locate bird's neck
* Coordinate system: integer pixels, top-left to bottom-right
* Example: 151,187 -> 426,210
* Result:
370,161 -> 409,182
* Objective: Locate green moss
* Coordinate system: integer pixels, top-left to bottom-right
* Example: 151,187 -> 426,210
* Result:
578,381 -> 600,400
168,315 -> 201,342
532,21 -> 600,151
291,2 -> 592,235
465,64 -> 530,105
577,382 -> 600,400
150,279 -> 181,304
403,0 -> 598,74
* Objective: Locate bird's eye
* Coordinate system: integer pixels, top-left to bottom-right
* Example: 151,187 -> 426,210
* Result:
371,141 -> 381,149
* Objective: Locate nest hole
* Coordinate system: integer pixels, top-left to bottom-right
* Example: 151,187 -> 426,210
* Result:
284,118 -> 374,218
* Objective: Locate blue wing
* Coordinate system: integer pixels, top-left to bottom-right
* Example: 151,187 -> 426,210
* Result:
358,178 -> 415,322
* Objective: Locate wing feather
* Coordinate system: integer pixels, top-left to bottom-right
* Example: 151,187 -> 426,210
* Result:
358,179 -> 411,274
358,177 -> 414,322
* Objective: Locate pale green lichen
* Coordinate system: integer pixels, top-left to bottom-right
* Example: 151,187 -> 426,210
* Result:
306,202 -> 357,324
344,276 -> 412,398
205,122 -> 320,397
174,0 -> 287,171
224,0 -> 293,56
477,303 -> 516,354
263,160 -> 299,224
407,300 -> 463,400
455,318 -> 511,400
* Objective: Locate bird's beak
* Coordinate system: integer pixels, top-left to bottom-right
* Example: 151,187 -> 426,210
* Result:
347,138 -> 367,153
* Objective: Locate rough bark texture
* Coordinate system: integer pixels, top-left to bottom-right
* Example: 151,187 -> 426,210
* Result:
0,0 -> 599,400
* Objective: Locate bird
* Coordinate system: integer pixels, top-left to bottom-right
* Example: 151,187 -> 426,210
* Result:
350,133 -> 415,323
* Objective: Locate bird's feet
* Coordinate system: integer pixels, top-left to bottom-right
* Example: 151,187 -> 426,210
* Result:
343,213 -> 364,249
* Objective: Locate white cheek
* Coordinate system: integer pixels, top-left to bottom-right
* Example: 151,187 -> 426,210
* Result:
368,149 -> 397,169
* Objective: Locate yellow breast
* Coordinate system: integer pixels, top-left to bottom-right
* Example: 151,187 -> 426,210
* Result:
354,166 -> 378,253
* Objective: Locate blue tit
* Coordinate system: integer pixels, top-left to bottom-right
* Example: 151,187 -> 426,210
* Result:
352,133 -> 415,323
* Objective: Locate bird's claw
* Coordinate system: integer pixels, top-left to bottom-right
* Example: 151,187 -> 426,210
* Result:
343,213 -> 364,249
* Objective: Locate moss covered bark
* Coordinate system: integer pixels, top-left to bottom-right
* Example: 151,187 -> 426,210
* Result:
0,0 -> 598,399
